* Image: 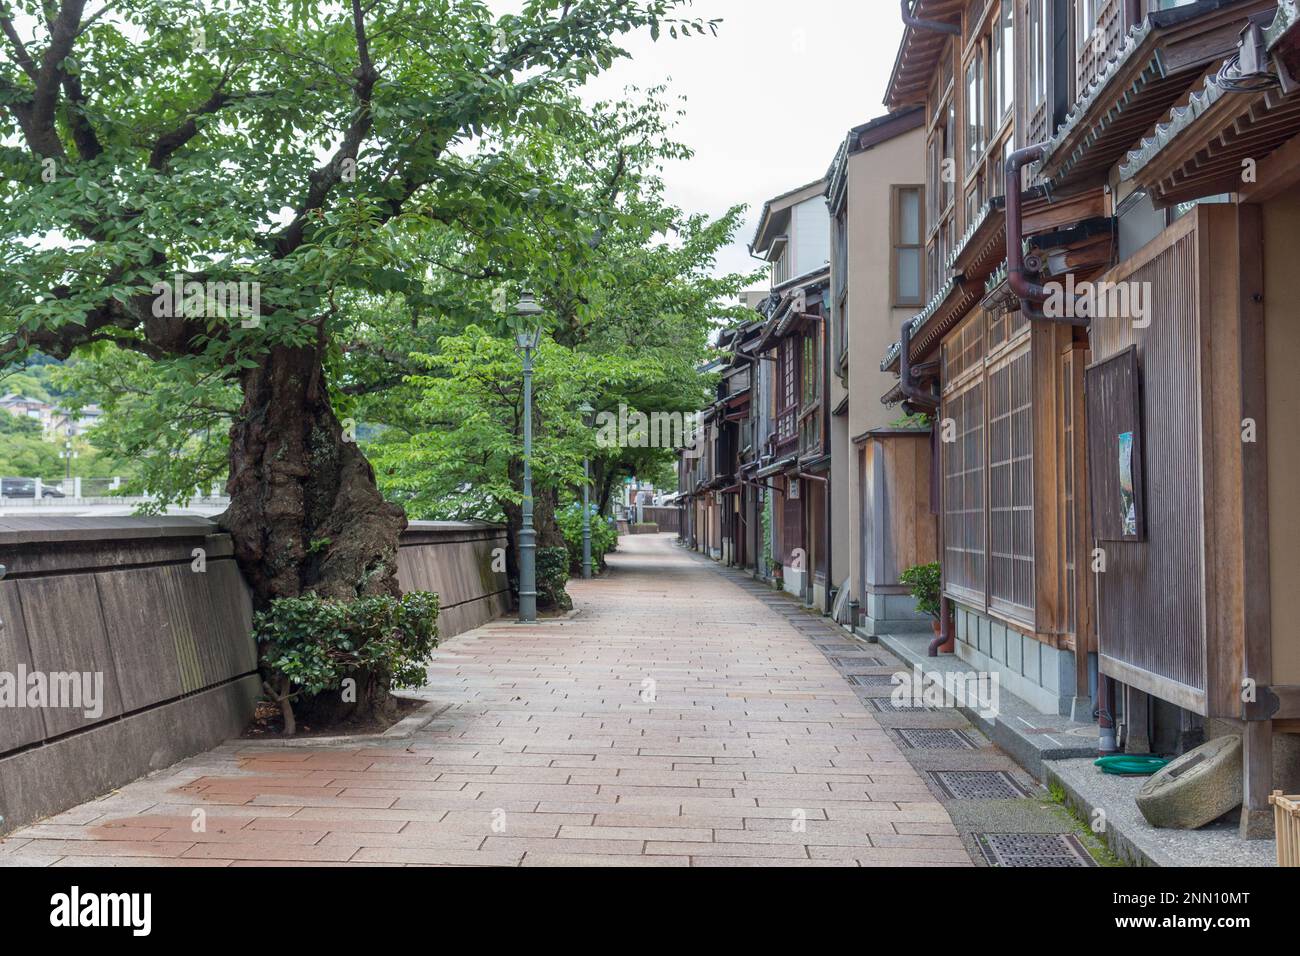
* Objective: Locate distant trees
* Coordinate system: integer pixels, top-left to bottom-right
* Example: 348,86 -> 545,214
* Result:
1,0 -> 729,719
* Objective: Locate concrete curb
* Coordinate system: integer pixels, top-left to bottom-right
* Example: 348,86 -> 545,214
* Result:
1044,756 -> 1278,867
876,631 -> 1097,779
1044,762 -> 1161,867
235,698 -> 450,748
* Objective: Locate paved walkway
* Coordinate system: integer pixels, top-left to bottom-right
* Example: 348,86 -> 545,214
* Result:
0,534 -> 970,867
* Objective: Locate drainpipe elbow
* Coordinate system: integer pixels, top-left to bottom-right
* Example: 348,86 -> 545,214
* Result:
1003,143 -> 1091,327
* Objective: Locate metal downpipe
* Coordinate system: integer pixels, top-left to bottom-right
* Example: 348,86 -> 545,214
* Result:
1004,143 -> 1090,327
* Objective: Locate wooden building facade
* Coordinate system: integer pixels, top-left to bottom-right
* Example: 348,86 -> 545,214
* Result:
883,0 -> 1300,836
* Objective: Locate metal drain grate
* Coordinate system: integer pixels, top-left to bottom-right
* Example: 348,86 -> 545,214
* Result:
931,770 -> 1032,800
866,696 -> 932,713
815,643 -> 870,652
895,727 -> 976,750
831,656 -> 885,668
848,674 -> 900,688
975,833 -> 1097,867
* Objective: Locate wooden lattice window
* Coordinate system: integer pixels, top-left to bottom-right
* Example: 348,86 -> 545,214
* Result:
943,312 -> 986,382
1059,344 -> 1090,640
942,380 -> 986,603
988,303 -> 1030,351
778,337 -> 798,442
986,346 -> 1035,621
1076,0 -> 1123,96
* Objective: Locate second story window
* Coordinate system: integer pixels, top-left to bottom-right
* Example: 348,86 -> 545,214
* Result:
965,51 -> 985,170
892,185 -> 925,308
992,0 -> 1014,124
801,330 -> 818,409
1028,0 -> 1049,140
831,204 -> 848,363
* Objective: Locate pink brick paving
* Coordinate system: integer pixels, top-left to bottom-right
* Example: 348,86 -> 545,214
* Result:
0,534 -> 972,867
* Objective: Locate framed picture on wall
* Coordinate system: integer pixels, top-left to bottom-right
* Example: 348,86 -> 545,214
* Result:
1085,345 -> 1146,542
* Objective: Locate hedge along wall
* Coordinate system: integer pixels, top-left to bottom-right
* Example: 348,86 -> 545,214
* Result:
0,516 -> 509,835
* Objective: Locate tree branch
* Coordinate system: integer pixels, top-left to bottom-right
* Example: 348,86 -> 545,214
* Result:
26,0 -> 88,158
270,0 -> 378,257
0,16 -> 38,80
148,69 -> 233,170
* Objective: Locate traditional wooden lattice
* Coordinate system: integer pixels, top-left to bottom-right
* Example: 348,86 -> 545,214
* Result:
1076,0 -> 1125,102
987,346 -> 1034,620
942,380 -> 986,603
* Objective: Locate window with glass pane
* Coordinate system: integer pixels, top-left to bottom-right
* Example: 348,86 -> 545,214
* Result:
966,53 -> 985,169
994,0 -> 1013,121
1030,0 -> 1047,110
893,186 -> 924,307
943,100 -> 956,209
801,332 -> 818,407
1077,0 -> 1099,52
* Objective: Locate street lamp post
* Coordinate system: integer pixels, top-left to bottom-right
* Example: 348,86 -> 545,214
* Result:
61,425 -> 77,482
578,401 -> 595,580
514,293 -> 544,623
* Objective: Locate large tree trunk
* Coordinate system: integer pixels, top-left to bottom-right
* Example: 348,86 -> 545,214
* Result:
224,344 -> 408,725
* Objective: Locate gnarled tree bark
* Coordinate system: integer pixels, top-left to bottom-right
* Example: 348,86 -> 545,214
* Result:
224,344 -> 407,725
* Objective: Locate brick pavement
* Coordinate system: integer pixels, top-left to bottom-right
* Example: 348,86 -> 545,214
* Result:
0,533 -> 971,867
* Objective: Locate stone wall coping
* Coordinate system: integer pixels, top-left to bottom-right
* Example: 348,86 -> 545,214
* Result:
404,520 -> 505,533
0,515 -> 219,545
0,515 -> 506,547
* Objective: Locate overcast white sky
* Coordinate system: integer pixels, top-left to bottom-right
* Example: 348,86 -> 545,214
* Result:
569,1 -> 905,289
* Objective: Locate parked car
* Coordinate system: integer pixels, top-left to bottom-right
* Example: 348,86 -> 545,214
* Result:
0,478 -> 65,498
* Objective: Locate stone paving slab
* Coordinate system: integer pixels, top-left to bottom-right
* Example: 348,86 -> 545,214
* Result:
697,552 -> 1116,868
0,534 -> 974,867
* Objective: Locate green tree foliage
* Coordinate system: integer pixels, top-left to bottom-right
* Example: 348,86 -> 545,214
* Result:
0,0 -> 720,619
357,85 -> 751,527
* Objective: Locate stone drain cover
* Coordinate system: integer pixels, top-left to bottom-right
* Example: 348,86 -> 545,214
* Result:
975,833 -> 1097,867
894,728 -> 977,750
931,770 -> 1032,800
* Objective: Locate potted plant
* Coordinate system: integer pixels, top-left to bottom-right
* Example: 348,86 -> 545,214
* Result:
899,562 -> 952,652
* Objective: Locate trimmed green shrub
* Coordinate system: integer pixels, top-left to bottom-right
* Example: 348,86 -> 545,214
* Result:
899,562 -> 942,620
254,590 -> 439,733
536,546 -> 573,611
557,502 -> 619,573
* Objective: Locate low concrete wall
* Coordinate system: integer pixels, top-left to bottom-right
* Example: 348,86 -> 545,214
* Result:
0,516 -> 508,834
397,521 -> 510,636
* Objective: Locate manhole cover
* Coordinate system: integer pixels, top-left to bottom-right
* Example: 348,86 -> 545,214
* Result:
975,833 -> 1097,867
895,728 -> 976,750
866,697 -> 932,713
931,770 -> 1032,800
848,674 -> 899,688
815,643 -> 869,653
831,656 -> 885,668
